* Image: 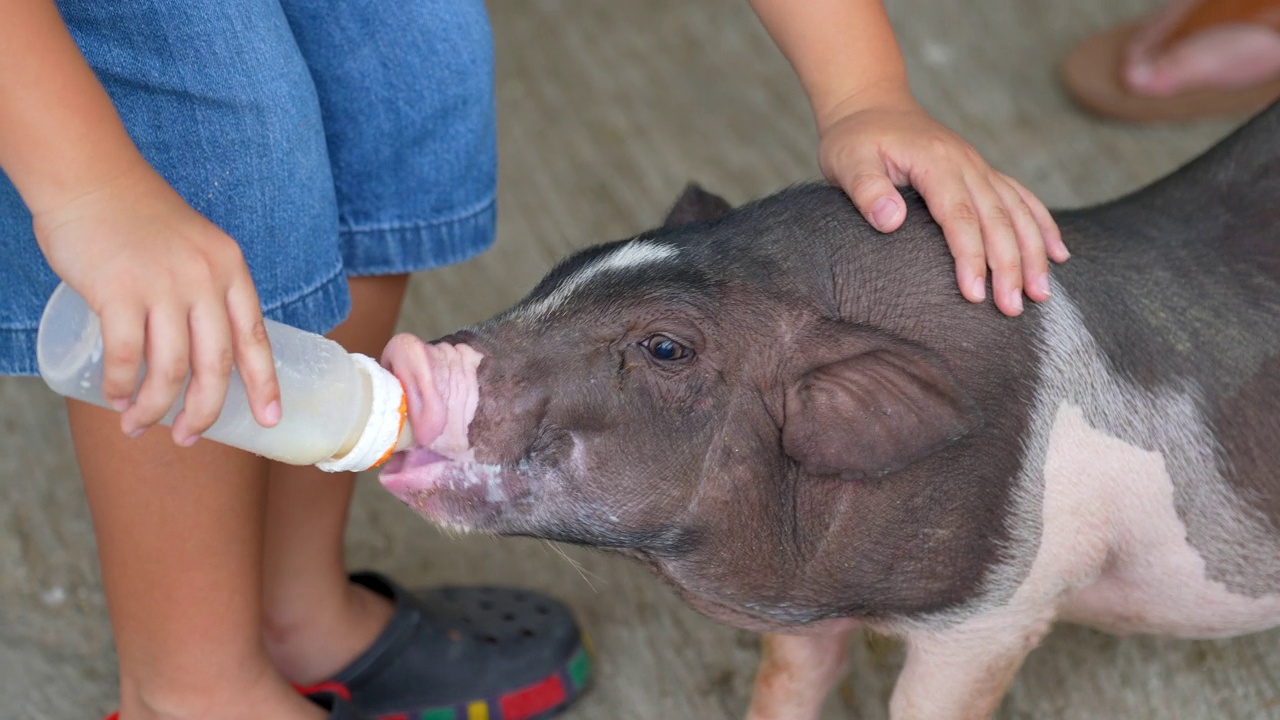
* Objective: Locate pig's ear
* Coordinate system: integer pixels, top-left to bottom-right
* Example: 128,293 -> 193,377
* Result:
663,184 -> 733,228
782,335 -> 980,478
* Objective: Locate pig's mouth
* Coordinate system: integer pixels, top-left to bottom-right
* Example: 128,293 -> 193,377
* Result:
378,445 -> 528,533
378,333 -> 526,531
380,446 -> 450,477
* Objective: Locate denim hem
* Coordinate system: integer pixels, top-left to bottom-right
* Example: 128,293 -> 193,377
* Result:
339,195 -> 497,278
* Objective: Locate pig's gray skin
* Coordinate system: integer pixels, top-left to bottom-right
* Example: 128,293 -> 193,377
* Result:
386,101 -> 1280,720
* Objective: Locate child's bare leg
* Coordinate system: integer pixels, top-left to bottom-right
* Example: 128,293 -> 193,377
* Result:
69,403 -> 324,720
261,274 -> 409,684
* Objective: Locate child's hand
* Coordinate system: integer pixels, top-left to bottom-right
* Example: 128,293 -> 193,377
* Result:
817,91 -> 1069,316
34,163 -> 280,445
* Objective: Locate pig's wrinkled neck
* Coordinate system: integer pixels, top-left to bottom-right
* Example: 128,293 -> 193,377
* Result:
648,460 -> 856,626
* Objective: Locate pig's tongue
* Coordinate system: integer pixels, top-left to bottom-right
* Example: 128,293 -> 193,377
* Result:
380,334 -> 483,459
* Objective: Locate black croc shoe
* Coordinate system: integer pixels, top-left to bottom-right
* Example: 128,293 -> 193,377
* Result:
315,572 -> 592,720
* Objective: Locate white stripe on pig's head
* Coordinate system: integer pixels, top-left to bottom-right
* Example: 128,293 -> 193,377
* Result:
513,241 -> 681,322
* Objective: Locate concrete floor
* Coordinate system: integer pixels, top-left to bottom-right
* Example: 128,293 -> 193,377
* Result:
4,0 -> 1279,718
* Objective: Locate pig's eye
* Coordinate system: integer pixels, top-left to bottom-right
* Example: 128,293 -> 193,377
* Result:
642,334 -> 694,363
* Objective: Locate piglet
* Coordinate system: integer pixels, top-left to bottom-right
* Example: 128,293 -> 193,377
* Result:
379,101 -> 1280,720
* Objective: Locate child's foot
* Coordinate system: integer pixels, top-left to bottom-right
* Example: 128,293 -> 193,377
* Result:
107,574 -> 589,720
109,692 -> 358,720
110,663 -> 327,720
263,574 -> 399,686
270,573 -> 592,720
1062,0 -> 1280,121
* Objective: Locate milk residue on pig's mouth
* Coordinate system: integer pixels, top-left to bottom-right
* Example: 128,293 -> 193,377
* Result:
379,448 -> 512,528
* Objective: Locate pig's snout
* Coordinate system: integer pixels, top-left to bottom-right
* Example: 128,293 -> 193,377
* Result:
380,333 -> 483,455
379,332 -> 522,528
378,329 -> 563,532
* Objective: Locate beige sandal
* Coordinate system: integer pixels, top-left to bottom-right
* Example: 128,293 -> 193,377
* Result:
1062,0 -> 1280,122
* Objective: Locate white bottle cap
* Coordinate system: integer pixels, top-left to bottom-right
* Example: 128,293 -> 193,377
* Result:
316,353 -> 410,473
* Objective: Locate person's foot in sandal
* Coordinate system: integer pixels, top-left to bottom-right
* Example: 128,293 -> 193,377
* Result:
297,573 -> 592,720
1062,0 -> 1280,121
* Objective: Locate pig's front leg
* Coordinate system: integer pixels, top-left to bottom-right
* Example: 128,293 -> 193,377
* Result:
889,611 -> 1055,720
744,621 -> 857,720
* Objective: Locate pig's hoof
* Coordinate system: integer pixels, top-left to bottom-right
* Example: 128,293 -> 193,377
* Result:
303,572 -> 592,719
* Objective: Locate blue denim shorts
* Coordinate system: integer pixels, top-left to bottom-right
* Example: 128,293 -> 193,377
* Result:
0,0 -> 496,376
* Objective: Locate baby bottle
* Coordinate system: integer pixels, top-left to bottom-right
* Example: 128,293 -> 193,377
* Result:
36,282 -> 413,472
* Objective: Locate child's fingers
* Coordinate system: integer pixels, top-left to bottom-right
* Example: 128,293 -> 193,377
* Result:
1004,174 -> 1070,263
172,300 -> 234,445
97,303 -> 146,412
226,278 -> 280,428
962,175 -> 1025,317
912,166 -> 988,303
990,175 -> 1052,305
832,162 -> 907,233
122,305 -> 190,436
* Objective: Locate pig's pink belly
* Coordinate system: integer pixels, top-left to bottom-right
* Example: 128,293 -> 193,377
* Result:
1039,404 -> 1280,639
1060,560 -> 1280,639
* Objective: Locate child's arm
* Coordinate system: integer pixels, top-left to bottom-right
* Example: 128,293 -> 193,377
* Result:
749,0 -> 1069,317
0,0 -> 279,443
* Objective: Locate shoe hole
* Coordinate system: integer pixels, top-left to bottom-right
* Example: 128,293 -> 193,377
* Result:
503,612 -> 516,622
479,634 -> 500,645
521,628 -> 536,638
535,604 -> 550,615
461,614 -> 473,625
